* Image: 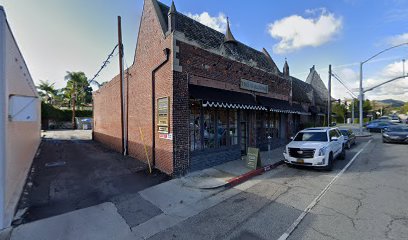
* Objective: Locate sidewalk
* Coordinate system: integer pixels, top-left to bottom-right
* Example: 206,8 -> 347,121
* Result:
9,147 -> 286,240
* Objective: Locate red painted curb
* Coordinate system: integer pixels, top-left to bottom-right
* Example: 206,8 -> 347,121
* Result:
226,160 -> 284,187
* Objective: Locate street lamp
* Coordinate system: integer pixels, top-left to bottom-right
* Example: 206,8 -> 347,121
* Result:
359,42 -> 408,133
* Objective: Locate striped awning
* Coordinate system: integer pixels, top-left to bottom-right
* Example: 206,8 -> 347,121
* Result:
190,84 -> 266,110
257,96 -> 308,114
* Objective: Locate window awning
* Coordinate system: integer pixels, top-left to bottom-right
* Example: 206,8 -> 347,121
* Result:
257,96 -> 307,114
189,85 -> 266,110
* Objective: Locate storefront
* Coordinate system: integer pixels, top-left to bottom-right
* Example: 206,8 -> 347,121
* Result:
188,85 -> 308,171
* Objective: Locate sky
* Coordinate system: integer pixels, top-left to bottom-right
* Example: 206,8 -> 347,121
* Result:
1,0 -> 408,101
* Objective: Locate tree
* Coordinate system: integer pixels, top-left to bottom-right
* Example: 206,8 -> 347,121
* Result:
64,71 -> 92,129
332,102 -> 348,123
400,102 -> 408,115
37,80 -> 58,104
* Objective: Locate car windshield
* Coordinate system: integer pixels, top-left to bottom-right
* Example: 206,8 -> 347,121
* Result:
387,127 -> 408,132
340,130 -> 349,136
294,132 -> 328,142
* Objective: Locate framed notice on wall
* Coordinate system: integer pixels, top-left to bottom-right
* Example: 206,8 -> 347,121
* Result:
157,97 -> 169,133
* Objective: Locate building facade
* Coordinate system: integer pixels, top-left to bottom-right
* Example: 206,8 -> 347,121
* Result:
93,0 -> 328,176
0,6 -> 41,229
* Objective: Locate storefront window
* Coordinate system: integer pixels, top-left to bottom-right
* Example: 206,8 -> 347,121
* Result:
218,111 -> 228,147
203,109 -> 216,149
229,110 -> 238,145
190,101 -> 201,151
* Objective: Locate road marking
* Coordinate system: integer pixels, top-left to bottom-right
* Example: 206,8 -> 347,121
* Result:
277,139 -> 373,240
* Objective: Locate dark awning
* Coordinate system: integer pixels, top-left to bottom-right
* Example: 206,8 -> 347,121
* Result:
257,96 -> 308,114
189,84 -> 266,110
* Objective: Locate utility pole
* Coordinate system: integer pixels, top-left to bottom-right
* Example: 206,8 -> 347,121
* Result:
118,16 -> 127,156
352,98 -> 355,124
359,62 -> 363,132
72,82 -> 77,129
328,64 -> 332,127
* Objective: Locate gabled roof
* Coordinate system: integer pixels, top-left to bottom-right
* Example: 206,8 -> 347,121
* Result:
156,1 -> 279,74
306,66 -> 328,105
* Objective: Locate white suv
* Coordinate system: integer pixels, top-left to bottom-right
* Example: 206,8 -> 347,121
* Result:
283,127 -> 346,170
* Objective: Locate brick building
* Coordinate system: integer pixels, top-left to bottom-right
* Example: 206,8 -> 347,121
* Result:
93,0 -> 328,175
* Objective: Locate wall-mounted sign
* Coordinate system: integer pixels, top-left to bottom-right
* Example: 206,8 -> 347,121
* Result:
240,79 -> 268,94
159,133 -> 173,140
157,97 -> 169,133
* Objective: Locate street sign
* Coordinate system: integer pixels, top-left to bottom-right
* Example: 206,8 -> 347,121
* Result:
246,147 -> 261,170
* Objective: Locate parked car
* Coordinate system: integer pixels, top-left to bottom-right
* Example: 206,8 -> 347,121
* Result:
390,115 -> 401,123
283,127 -> 345,171
366,121 -> 396,132
382,125 -> 408,143
339,129 -> 356,149
378,116 -> 392,121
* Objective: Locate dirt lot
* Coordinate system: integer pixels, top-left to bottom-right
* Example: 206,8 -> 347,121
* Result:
14,130 -> 169,225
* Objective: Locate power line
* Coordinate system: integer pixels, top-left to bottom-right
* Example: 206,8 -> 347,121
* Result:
89,44 -> 119,87
331,72 -> 357,98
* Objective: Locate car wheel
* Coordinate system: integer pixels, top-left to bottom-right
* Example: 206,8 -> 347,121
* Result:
339,146 -> 346,160
383,138 -> 387,143
324,153 -> 334,171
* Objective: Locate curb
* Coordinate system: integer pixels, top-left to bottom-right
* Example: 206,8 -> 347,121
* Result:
225,160 -> 285,188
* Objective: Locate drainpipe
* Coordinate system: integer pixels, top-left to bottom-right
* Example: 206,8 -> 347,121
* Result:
152,48 -> 170,167
0,6 -> 7,228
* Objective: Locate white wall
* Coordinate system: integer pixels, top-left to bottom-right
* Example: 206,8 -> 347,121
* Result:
0,6 -> 41,229
0,5 -> 7,230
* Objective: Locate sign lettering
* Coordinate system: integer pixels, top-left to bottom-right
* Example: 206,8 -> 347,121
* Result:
157,97 -> 169,133
240,79 -> 268,94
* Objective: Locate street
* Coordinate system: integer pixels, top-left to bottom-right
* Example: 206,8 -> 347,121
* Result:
148,134 -> 408,240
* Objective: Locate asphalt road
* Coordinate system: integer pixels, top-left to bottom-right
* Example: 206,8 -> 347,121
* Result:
148,134 -> 408,240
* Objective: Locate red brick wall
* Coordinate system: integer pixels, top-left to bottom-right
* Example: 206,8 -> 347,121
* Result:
177,41 -> 291,100
93,76 -> 122,153
93,0 -> 174,175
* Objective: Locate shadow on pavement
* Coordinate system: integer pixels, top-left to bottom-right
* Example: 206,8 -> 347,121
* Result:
14,130 -> 170,225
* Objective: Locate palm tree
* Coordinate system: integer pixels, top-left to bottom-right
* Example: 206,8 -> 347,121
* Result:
64,71 -> 91,129
37,80 -> 58,104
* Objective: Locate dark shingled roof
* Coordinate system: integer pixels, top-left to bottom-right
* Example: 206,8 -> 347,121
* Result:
291,77 -> 313,103
157,1 -> 278,73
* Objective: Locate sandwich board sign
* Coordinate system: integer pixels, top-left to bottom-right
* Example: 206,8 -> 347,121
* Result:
246,147 -> 261,170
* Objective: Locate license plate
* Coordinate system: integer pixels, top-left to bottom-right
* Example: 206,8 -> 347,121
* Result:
297,159 -> 304,163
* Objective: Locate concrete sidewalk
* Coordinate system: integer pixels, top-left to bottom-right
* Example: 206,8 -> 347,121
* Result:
8,147 -> 285,240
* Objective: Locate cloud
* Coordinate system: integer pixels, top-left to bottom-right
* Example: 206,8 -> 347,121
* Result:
387,33 -> 408,46
267,8 -> 342,54
364,60 -> 408,100
185,12 -> 227,32
330,61 -> 408,101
